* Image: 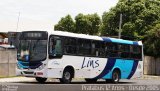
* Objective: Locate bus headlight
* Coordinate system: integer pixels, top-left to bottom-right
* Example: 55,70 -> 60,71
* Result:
138,64 -> 141,69
37,64 -> 46,70
17,63 -> 22,69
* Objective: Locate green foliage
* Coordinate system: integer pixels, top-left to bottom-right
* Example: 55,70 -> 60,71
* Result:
144,23 -> 160,57
54,15 -> 75,32
75,13 -> 101,35
54,13 -> 101,35
101,0 -> 160,39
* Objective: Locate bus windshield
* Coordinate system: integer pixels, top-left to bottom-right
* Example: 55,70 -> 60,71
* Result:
17,39 -> 47,61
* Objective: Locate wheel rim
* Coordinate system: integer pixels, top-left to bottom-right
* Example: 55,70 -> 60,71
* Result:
113,72 -> 119,82
64,72 -> 71,80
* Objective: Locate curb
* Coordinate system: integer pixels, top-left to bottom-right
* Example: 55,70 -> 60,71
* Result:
143,75 -> 160,79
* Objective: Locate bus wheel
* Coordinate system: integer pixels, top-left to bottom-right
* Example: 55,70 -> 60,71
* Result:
111,70 -> 120,84
60,69 -> 73,84
35,77 -> 47,83
85,79 -> 97,83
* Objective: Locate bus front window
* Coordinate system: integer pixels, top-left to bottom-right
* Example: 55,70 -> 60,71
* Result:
17,40 -> 47,61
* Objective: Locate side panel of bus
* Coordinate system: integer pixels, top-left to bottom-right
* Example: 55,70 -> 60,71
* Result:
47,55 -> 107,78
46,56 -> 143,79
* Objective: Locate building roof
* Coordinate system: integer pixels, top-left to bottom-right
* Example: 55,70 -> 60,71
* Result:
0,32 -> 8,38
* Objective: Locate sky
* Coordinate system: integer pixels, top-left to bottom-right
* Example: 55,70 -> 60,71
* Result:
0,0 -> 118,32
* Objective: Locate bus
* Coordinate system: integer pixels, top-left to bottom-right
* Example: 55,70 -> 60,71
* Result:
16,31 -> 143,83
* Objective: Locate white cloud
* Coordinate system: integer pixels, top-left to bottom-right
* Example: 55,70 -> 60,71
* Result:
0,0 -> 118,32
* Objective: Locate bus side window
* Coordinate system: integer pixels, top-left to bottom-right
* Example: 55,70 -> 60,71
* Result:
106,43 -> 118,58
91,41 -> 97,56
120,44 -> 130,59
64,37 -> 77,55
105,42 -> 111,57
77,39 -> 84,55
77,39 -> 91,56
91,41 -> 105,57
131,45 -> 142,60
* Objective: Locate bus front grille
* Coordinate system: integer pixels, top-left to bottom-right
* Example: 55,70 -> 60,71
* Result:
23,71 -> 34,74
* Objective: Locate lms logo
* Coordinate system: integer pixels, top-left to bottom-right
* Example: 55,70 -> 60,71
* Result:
81,57 -> 99,69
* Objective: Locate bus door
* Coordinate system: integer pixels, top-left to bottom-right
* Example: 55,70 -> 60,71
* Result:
48,36 -> 63,69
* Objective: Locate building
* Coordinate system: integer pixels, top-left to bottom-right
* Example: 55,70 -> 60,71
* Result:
0,32 -> 8,44
8,32 -> 21,48
0,32 -> 20,49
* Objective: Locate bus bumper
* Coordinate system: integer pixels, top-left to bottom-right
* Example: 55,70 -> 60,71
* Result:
16,68 -> 47,78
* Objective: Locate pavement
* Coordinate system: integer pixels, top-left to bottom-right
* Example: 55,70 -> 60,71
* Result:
1,76 -> 160,91
0,77 -> 35,83
0,75 -> 160,83
0,76 -> 85,83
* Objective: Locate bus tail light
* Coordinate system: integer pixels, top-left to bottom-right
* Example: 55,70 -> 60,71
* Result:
138,64 -> 141,69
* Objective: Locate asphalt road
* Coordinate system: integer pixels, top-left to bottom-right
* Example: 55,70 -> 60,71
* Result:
1,79 -> 160,91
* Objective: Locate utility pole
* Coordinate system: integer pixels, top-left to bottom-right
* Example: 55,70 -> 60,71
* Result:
16,12 -> 20,32
118,14 -> 122,39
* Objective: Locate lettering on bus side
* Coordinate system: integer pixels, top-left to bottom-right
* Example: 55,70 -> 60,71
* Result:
81,57 -> 99,69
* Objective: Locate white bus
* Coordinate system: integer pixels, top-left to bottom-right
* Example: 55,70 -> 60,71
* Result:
16,31 -> 143,83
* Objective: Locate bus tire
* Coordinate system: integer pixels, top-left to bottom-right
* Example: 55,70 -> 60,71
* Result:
85,79 -> 97,83
35,77 -> 47,83
60,69 -> 73,84
111,69 -> 120,84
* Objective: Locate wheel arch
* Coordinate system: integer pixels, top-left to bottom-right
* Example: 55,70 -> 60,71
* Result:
63,65 -> 75,78
112,67 -> 121,79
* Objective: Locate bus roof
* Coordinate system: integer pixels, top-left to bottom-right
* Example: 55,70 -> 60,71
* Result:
49,31 -> 142,45
24,30 -> 141,45
49,30 -> 103,41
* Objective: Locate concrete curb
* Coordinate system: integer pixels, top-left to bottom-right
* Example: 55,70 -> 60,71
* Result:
0,77 -> 35,82
143,75 -> 160,79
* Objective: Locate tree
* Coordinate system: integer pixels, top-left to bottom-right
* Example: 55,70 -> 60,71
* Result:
101,0 -> 160,40
75,13 -> 88,34
144,23 -> 160,57
54,15 -> 75,32
101,0 -> 160,56
75,13 -> 101,35
54,13 -> 101,35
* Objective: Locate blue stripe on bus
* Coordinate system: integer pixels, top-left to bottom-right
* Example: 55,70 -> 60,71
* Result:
127,61 -> 139,79
110,38 -> 133,45
102,37 -> 139,45
94,58 -> 116,79
102,59 -> 134,79
17,61 -> 29,68
102,38 -> 112,42
17,61 -> 42,69
133,42 -> 139,45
